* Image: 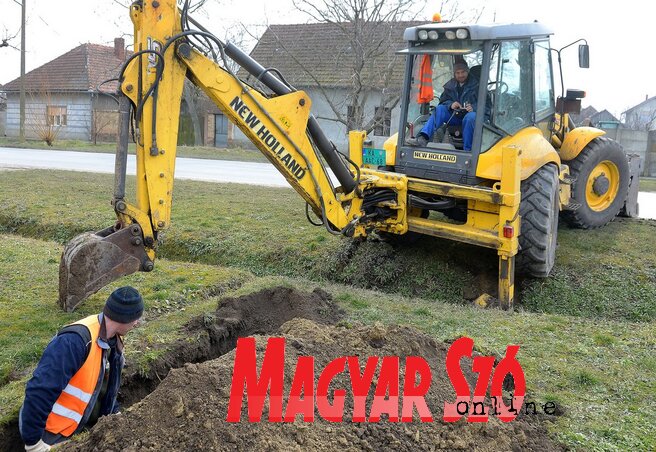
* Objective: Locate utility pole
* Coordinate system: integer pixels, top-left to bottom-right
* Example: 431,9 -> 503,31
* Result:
19,0 -> 26,141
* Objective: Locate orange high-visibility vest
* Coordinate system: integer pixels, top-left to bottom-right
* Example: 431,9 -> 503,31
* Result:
417,54 -> 434,103
44,315 -> 104,437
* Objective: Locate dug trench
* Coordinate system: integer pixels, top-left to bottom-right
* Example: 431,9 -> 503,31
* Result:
118,286 -> 345,407
0,286 -> 340,452
6,287 -> 563,451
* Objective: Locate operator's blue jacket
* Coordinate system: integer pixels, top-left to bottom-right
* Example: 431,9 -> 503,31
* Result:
19,314 -> 124,446
438,76 -> 480,111
438,75 -> 493,119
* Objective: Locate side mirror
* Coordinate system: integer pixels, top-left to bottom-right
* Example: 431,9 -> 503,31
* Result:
578,44 -> 590,68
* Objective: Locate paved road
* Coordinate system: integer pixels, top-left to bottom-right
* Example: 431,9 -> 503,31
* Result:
1,147 -> 655,220
0,147 -> 289,187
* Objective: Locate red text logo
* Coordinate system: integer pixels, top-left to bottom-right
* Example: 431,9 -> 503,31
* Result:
226,336 -> 525,423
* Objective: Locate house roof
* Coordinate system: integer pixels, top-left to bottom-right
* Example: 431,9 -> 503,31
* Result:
2,43 -> 127,94
591,109 -> 619,123
571,106 -> 620,126
243,21 -> 423,89
623,95 -> 656,115
570,105 -> 597,125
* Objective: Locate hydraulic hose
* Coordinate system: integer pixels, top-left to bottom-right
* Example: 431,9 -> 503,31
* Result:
114,94 -> 131,201
223,42 -> 357,194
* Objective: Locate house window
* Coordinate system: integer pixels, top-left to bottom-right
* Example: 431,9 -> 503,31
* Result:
47,106 -> 67,126
373,106 -> 391,136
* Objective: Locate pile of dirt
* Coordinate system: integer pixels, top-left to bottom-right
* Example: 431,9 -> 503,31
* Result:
119,286 -> 344,407
64,287 -> 560,451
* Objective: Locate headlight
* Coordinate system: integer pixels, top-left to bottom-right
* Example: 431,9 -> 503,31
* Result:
456,28 -> 469,39
418,30 -> 428,40
445,30 -> 456,40
428,30 -> 439,40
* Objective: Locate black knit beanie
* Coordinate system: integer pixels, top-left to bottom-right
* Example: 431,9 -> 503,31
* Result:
103,286 -> 144,323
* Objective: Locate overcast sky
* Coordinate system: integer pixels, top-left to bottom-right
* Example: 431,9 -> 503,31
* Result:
0,0 -> 653,118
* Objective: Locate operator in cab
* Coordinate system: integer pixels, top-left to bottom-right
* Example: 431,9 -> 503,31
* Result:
416,60 -> 479,151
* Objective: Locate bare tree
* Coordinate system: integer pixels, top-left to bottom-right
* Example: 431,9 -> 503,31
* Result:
26,86 -> 63,146
90,109 -> 119,145
623,107 -> 656,131
1,25 -> 20,50
181,82 -> 204,146
181,20 -> 252,147
436,0 -> 486,23
178,0 -> 228,147
267,0 -> 484,134
286,0 -> 420,133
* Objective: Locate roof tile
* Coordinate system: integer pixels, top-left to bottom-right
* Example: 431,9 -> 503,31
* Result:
3,43 -> 128,94
242,21 -> 422,89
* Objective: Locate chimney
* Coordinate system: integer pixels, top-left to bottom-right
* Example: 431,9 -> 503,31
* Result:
647,94 -> 649,101
114,37 -> 125,60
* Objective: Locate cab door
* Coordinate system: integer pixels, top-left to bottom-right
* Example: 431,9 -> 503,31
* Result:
533,39 -> 556,138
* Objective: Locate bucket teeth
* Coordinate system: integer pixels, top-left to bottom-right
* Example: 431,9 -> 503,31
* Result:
58,225 -> 151,311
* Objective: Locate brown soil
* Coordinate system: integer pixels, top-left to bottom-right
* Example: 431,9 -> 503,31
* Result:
62,287 -> 561,452
0,420 -> 20,452
119,286 -> 344,407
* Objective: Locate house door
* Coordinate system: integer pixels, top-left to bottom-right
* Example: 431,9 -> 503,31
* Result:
214,113 -> 228,147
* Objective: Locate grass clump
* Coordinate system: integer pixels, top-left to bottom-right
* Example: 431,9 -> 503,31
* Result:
639,177 -> 656,192
318,282 -> 656,452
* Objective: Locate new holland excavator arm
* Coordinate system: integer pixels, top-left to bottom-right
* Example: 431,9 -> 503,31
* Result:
58,0 -> 408,311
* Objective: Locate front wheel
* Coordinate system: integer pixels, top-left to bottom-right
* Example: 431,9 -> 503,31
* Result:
562,137 -> 630,229
516,164 -> 559,278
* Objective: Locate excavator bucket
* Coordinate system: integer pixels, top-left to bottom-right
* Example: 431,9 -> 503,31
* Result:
58,224 -> 152,312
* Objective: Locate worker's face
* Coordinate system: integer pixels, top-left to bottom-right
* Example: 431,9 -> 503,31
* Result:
116,317 -> 142,336
454,69 -> 468,84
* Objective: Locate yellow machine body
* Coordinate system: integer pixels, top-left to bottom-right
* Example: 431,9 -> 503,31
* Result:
58,0 -> 637,313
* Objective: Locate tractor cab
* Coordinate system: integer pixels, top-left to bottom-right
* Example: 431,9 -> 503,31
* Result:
395,22 -> 556,185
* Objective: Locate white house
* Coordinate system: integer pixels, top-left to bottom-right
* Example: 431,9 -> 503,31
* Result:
0,87 -> 6,135
221,21 -> 422,151
622,95 -> 656,131
2,39 -> 127,142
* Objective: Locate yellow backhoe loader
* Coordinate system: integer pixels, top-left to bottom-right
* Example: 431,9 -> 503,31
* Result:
58,0 -> 640,312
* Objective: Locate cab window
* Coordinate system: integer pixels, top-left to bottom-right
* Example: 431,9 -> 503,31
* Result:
534,39 -> 555,120
405,43 -> 484,140
491,40 -> 533,134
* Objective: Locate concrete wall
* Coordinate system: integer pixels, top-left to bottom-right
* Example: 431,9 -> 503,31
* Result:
600,126 -> 654,176
0,106 -> 6,136
5,92 -> 93,141
646,131 -> 656,177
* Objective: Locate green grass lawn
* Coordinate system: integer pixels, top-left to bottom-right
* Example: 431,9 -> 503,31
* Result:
640,177 -> 656,192
0,169 -> 654,450
0,236 -> 654,451
0,137 -> 268,163
1,170 -> 654,322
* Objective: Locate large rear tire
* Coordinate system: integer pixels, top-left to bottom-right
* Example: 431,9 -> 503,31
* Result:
516,164 -> 559,278
562,137 -> 630,229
